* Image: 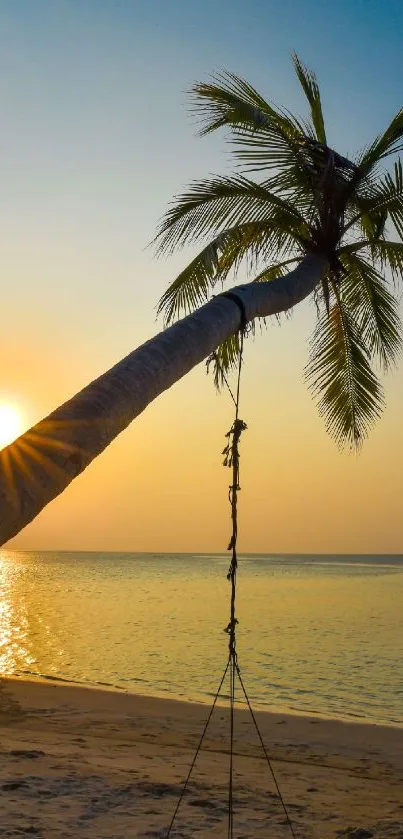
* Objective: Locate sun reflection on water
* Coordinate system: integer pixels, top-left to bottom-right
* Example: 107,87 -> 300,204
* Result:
0,554 -> 36,675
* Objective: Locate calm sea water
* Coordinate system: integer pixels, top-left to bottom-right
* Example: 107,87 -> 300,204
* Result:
0,551 -> 402,726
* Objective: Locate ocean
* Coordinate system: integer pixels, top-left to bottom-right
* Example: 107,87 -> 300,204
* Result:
0,551 -> 402,727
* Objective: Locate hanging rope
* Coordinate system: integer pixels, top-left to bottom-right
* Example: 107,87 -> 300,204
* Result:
166,318 -> 297,839
165,660 -> 230,837
220,329 -> 296,839
222,329 -> 247,839
236,663 -> 298,839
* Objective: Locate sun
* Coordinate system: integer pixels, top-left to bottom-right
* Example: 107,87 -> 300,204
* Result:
0,403 -> 24,449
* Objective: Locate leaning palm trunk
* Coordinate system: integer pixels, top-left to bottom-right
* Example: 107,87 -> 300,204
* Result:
0,254 -> 327,545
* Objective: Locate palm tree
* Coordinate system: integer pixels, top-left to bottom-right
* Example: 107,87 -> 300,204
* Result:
1,55 -> 402,546
156,55 -> 403,443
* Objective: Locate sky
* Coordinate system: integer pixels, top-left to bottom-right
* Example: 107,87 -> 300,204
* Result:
2,0 -> 403,553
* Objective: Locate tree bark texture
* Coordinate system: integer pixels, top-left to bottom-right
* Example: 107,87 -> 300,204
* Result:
0,254 -> 328,545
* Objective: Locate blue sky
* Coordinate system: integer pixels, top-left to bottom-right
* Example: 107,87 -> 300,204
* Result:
2,0 -> 403,551
1,0 -> 401,346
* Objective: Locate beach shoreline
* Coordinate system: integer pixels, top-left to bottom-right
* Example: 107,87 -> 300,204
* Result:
7,671 -> 403,730
1,675 -> 402,837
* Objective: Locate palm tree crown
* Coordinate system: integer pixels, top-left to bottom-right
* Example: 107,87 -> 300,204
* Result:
154,54 -> 403,448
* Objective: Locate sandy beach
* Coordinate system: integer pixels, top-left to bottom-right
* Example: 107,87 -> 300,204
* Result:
0,677 -> 402,838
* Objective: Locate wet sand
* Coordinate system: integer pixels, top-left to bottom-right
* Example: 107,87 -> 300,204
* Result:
0,676 -> 402,838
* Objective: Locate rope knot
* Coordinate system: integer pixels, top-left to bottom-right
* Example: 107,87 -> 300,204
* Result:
224,618 -> 239,634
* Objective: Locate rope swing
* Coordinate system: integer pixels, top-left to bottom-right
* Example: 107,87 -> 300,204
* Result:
166,310 -> 297,839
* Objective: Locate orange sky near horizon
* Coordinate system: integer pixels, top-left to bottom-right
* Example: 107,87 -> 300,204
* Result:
2,2 -> 403,555
3,294 -> 403,555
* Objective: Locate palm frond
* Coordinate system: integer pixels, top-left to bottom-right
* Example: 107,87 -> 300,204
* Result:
383,160 -> 403,238
207,332 -> 242,390
357,108 -> 403,174
292,53 -> 326,144
191,71 -> 306,138
344,160 -> 403,236
359,209 -> 388,241
252,256 -> 300,282
371,239 -> 403,282
190,72 -> 321,193
339,252 -> 402,369
154,175 -> 308,255
306,295 -> 384,448
340,237 -> 403,282
158,239 -> 220,325
157,223 -> 302,324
